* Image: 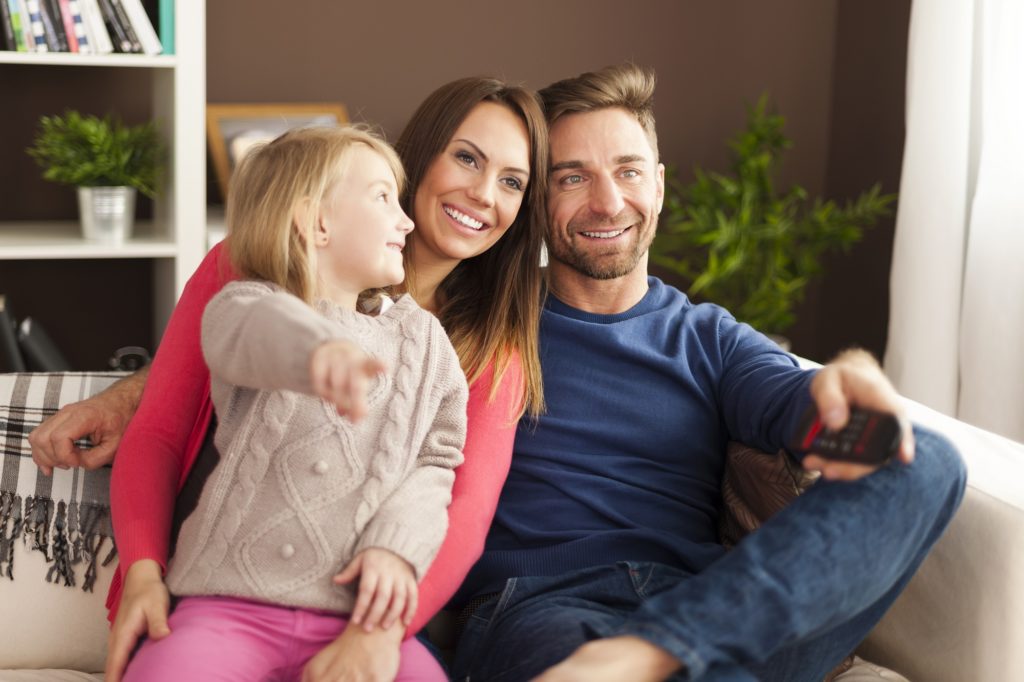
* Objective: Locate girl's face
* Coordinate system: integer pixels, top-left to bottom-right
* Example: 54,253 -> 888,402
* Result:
316,145 -> 413,302
411,101 -> 531,267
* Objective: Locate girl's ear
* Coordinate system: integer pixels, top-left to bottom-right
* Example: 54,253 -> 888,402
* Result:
292,197 -> 326,246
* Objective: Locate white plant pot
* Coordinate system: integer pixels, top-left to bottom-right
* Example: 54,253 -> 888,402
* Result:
77,186 -> 137,244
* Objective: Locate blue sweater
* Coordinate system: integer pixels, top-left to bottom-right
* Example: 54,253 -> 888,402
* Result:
456,277 -> 815,601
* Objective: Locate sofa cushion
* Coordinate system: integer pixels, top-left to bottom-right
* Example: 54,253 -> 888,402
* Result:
0,372 -> 125,673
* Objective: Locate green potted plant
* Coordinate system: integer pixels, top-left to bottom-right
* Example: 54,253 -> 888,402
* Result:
27,110 -> 165,244
651,96 -> 895,347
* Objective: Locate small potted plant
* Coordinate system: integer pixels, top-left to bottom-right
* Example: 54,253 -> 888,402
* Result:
27,110 -> 165,244
651,96 -> 895,347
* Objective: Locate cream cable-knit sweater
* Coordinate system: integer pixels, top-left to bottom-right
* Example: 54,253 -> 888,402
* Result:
166,280 -> 467,614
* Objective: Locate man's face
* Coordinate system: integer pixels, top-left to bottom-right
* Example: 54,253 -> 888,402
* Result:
545,107 -> 665,280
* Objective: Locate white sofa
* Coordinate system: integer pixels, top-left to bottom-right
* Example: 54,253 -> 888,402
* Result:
0,370 -> 1021,681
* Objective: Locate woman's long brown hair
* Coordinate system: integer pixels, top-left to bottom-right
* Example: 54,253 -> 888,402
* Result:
396,77 -> 547,419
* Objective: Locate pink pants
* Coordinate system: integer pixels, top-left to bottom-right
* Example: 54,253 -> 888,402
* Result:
122,596 -> 447,682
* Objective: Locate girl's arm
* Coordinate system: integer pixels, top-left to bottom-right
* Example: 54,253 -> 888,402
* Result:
407,352 -> 524,634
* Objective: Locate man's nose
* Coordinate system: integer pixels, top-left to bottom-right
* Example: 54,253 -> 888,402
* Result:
589,174 -> 625,217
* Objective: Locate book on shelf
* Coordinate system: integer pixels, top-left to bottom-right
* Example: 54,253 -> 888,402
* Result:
3,0 -> 30,51
95,0 -> 131,52
0,296 -> 27,373
65,0 -> 89,52
108,0 -> 139,52
157,0 -> 170,54
0,0 -> 18,51
40,0 -> 68,51
56,0 -> 80,52
79,0 -> 111,53
120,0 -> 158,54
17,317 -> 71,372
23,0 -> 49,52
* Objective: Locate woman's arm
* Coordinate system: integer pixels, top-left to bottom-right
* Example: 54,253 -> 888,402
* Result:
407,352 -> 524,634
109,243 -> 233,585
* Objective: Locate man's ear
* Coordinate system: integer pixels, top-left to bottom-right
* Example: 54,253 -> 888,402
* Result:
655,162 -> 666,215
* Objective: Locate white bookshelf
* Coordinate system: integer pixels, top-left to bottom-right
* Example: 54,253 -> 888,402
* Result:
0,1 -> 206,343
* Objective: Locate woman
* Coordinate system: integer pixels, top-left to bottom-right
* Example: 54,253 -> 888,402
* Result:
101,77 -> 548,681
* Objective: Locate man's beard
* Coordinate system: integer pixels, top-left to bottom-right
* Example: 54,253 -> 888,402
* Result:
547,209 -> 655,280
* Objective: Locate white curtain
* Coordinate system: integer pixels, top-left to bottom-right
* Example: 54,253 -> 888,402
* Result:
885,0 -> 1024,443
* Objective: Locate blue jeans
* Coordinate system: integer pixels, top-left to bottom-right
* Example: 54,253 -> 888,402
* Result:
451,426 -> 966,681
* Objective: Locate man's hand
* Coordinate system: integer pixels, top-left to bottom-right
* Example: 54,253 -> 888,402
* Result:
804,349 -> 914,481
332,548 -> 417,632
105,559 -> 171,682
532,636 -> 682,682
29,368 -> 148,475
310,340 -> 386,422
301,619 -> 403,682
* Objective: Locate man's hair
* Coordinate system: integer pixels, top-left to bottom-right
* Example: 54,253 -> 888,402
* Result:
226,125 -> 404,304
539,63 -> 659,158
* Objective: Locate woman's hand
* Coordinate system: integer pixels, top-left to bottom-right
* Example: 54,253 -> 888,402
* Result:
310,340 -> 386,422
105,559 -> 171,682
301,621 -> 403,682
333,548 -> 418,632
29,368 -> 149,475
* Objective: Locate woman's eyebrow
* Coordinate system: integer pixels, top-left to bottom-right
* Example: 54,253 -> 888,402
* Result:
453,138 -> 529,176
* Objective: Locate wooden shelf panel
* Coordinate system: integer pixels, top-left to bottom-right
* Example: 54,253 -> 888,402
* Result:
0,221 -> 177,259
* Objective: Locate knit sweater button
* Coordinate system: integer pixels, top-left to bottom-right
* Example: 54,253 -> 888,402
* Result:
280,544 -> 295,559
313,460 -> 329,475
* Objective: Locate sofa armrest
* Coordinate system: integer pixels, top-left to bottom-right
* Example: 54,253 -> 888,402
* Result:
858,397 -> 1024,681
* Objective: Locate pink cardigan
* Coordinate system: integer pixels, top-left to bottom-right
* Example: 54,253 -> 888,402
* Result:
107,242 -> 521,635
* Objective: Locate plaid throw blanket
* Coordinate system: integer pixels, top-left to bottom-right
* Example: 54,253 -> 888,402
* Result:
0,372 -> 126,591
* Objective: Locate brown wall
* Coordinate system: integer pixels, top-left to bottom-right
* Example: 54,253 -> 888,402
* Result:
0,0 -> 909,368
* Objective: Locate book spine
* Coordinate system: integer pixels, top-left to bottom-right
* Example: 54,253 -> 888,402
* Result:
119,0 -> 157,54
79,0 -> 111,53
95,0 -> 129,52
0,0 -> 16,50
56,0 -> 78,51
0,297 -> 27,373
24,0 -> 48,51
156,0 -> 169,54
6,0 -> 27,51
66,0 -> 88,52
107,0 -> 137,52
37,0 -> 63,51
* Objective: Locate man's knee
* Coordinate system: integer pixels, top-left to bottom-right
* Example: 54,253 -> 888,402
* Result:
906,425 -> 968,521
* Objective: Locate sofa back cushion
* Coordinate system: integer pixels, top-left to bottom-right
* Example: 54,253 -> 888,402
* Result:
0,372 -> 125,673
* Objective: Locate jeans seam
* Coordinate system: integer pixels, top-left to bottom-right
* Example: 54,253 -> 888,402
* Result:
462,578 -> 519,681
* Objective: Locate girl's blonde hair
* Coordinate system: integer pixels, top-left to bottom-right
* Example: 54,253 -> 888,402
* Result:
225,125 -> 405,304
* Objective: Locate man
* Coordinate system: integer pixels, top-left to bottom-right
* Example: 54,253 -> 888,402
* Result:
447,64 -> 965,681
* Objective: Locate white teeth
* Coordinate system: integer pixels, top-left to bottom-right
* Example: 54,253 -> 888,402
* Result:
444,206 -> 484,230
582,230 -> 625,239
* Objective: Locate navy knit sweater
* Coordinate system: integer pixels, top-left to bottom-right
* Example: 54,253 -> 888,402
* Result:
456,277 -> 815,601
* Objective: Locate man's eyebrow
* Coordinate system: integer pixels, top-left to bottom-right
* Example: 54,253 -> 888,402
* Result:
551,155 -> 648,173
615,154 -> 648,165
551,160 -> 584,172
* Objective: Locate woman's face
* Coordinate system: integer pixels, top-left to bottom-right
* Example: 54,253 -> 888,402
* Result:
412,101 -> 531,267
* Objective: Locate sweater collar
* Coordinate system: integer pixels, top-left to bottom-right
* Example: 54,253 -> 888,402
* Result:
544,276 -> 669,324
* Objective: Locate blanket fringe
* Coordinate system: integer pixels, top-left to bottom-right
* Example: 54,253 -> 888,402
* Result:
0,492 -> 117,592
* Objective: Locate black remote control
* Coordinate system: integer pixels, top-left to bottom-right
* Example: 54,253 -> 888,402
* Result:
789,405 -> 902,464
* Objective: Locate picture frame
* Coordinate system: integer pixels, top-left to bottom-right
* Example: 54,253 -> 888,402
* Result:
205,103 -> 350,201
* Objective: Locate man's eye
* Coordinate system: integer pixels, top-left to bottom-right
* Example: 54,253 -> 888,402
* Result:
622,169 -> 640,179
561,175 -> 583,186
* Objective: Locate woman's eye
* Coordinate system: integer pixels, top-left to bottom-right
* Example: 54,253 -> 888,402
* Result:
502,177 -> 524,191
455,151 -> 477,167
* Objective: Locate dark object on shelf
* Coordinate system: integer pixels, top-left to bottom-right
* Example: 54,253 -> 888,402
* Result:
16,317 -> 72,371
108,345 -> 150,371
0,295 -> 27,372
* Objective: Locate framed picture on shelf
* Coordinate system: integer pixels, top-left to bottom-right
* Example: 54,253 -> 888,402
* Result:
206,103 -> 350,201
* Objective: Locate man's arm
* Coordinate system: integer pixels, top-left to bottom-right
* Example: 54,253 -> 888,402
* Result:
29,366 -> 150,475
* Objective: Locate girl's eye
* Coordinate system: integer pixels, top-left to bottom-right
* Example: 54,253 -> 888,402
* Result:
502,177 -> 524,191
377,191 -> 390,202
455,151 -> 478,168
